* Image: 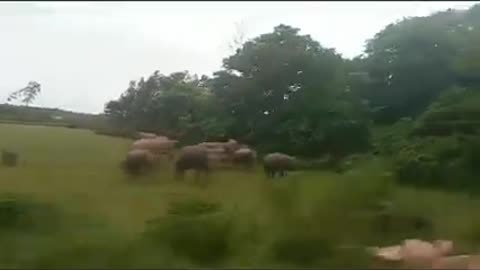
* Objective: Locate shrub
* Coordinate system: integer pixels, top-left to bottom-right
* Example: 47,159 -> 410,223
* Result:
373,118 -> 414,156
323,120 -> 371,156
271,228 -> 333,266
371,206 -> 435,244
394,149 -> 443,187
392,136 -> 480,191
143,199 -> 232,266
0,194 -> 60,233
1,150 -> 18,167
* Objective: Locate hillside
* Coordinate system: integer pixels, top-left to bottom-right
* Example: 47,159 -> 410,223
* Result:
0,103 -> 107,130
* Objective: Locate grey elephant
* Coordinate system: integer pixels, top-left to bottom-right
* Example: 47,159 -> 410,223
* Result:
263,152 -> 297,178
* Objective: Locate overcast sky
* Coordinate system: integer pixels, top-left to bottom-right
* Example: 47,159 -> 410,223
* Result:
0,1 -> 478,114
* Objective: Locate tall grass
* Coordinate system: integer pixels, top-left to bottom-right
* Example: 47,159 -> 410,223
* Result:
1,123 -> 480,267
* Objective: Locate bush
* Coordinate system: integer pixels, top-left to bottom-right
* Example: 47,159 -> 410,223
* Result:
394,149 -> 443,187
0,194 -> 60,233
1,150 -> 18,167
255,119 -> 371,159
323,120 -> 371,156
392,136 -> 480,191
143,199 -> 232,266
271,228 -> 333,266
373,118 -> 414,156
371,205 -> 435,244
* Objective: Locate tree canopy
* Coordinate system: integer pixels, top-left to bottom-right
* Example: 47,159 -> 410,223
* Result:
104,4 -> 480,159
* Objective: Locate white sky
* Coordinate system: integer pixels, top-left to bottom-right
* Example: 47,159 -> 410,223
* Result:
0,1 -> 478,114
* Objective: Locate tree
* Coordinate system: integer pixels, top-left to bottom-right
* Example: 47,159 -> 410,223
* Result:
7,81 -> 41,107
211,24 -> 370,156
359,6 -> 480,123
454,29 -> 480,87
104,25 -> 371,157
105,71 -> 219,142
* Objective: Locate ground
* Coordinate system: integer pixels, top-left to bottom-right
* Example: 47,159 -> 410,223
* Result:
1,123 -> 480,268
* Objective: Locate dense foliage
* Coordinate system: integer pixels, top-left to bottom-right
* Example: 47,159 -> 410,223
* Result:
104,4 -> 480,190
105,24 -> 371,157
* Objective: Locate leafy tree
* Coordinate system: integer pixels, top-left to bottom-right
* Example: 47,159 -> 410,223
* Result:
361,10 -> 468,123
105,71 -> 219,142
211,24 -> 370,156
454,29 -> 480,87
352,4 -> 480,125
105,24 -> 372,157
7,81 -> 41,107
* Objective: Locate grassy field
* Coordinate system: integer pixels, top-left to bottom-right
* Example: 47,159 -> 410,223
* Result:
1,123 -> 480,268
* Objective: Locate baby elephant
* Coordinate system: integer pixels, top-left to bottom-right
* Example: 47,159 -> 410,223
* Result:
175,145 -> 209,181
263,152 -> 296,178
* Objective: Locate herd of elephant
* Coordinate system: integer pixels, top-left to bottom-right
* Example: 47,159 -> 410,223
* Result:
122,132 -> 297,179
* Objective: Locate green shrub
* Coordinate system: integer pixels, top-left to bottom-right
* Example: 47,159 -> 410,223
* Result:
143,199 -> 232,266
373,118 -> 413,156
0,194 -> 60,233
1,150 -> 18,167
371,206 -> 435,244
392,136 -> 480,191
322,120 -> 372,157
271,228 -> 333,266
394,150 -> 443,187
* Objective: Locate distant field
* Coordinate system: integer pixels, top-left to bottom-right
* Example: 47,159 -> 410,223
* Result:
1,123 -> 480,268
0,119 -> 72,128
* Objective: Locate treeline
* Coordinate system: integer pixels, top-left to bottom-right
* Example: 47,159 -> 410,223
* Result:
0,104 -> 107,130
104,5 -> 480,162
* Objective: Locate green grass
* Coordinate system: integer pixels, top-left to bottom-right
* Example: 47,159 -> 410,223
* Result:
1,123 -> 480,268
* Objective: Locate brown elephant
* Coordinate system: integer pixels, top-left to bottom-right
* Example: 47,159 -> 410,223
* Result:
122,149 -> 156,175
175,145 -> 209,182
233,147 -> 257,168
136,132 -> 158,139
198,139 -> 241,155
130,137 -> 177,161
263,152 -> 297,178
